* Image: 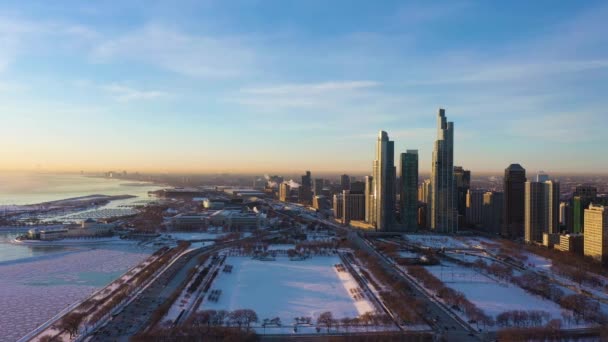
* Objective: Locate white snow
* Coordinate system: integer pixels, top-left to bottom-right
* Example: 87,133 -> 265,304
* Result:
404,235 -> 470,249
425,262 -> 573,329
267,244 -> 296,251
199,256 -> 375,324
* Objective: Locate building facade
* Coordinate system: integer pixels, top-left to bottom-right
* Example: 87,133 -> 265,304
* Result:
482,191 -> 504,235
342,190 -> 366,224
465,189 -> 484,227
503,163 -> 527,238
584,204 -> 608,264
430,109 -> 457,233
299,171 -> 313,205
400,150 -> 419,231
372,131 -> 396,231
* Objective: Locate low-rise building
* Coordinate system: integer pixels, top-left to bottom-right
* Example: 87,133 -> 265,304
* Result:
557,234 -> 584,255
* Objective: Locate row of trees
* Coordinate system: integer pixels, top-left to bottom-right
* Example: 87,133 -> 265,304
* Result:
406,266 -> 493,328
495,310 -> 552,328
353,249 -> 426,325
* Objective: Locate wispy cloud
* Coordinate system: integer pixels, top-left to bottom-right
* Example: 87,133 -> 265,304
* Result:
101,84 -> 169,102
92,25 -> 255,78
241,81 -> 380,95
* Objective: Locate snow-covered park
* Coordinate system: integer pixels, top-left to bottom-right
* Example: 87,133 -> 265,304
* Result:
0,246 -> 150,341
197,256 -> 375,331
425,262 -> 573,330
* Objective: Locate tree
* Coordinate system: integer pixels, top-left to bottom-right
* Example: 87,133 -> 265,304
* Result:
60,312 -> 85,338
317,311 -> 334,333
242,309 -> 259,330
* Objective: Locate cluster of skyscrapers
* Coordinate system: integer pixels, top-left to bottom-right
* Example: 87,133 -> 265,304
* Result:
276,107 -> 608,264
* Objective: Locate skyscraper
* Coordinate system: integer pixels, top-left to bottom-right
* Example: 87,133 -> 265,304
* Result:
430,109 -> 457,233
503,164 -> 527,238
466,189 -> 484,227
524,178 -> 560,243
313,178 -> 324,197
340,174 -> 351,191
342,190 -> 366,224
482,191 -> 504,235
525,181 -> 546,243
365,175 -> 374,224
333,194 -> 344,220
400,150 -> 418,231
299,171 -> 312,205
372,131 -> 396,231
279,182 -> 290,202
573,185 -> 597,233
454,166 -> 471,222
584,204 -> 608,264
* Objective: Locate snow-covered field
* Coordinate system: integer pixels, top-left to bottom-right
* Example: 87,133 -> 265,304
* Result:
0,247 -> 150,341
198,256 -> 375,329
425,262 -> 571,330
404,235 -> 470,249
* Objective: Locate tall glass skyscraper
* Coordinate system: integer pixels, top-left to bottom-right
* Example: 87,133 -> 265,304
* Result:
431,109 -> 458,233
400,150 -> 418,231
373,131 -> 396,231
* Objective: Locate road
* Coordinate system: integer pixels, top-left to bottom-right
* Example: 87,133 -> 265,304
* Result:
348,231 -> 480,342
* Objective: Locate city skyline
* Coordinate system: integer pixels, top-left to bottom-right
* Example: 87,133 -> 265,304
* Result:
0,1 -> 607,173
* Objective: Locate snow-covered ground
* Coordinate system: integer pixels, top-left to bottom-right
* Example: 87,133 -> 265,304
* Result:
404,235 -> 470,249
267,244 -> 296,251
161,232 -> 228,241
0,247 -> 150,341
198,256 -> 375,329
425,262 -> 577,330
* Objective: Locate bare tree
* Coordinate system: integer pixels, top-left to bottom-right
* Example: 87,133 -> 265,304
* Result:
60,312 -> 85,338
317,311 -> 334,333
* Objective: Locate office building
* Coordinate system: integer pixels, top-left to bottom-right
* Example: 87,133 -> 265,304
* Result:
557,234 -> 584,255
313,178 -> 324,197
482,191 -> 504,234
430,109 -> 458,233
299,171 -> 313,205
350,181 -> 365,193
503,164 -> 527,238
333,194 -> 344,220
400,150 -> 419,231
340,174 -> 351,191
584,204 -> 608,264
574,185 -> 598,199
342,190 -> 366,224
454,166 -> 471,221
365,175 -> 374,224
372,131 -> 396,231
573,185 -> 597,234
536,171 -> 549,183
466,189 -> 484,227
524,178 -> 560,243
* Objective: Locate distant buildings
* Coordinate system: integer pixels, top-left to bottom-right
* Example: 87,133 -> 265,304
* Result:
313,178 -> 324,197
503,163 -> 527,239
400,150 -> 418,231
371,131 -> 396,231
524,176 -> 560,244
584,204 -> 608,264
279,182 -> 290,202
430,109 -> 457,233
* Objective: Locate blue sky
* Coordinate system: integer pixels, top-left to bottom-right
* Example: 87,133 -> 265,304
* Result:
0,0 -> 607,174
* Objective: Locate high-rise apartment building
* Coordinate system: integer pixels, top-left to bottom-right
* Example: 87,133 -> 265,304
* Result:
430,109 -> 457,233
503,164 -> 527,238
333,194 -> 344,220
584,204 -> 608,264
372,131 -> 396,231
573,185 -> 597,234
545,180 -> 560,234
400,150 -> 418,231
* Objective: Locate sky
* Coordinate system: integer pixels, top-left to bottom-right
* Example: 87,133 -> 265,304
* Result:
0,0 -> 607,174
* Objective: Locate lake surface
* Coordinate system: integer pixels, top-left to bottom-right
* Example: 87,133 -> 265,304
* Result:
0,172 -> 159,206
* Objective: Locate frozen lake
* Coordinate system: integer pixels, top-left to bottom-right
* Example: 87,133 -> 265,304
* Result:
0,238 -> 152,341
